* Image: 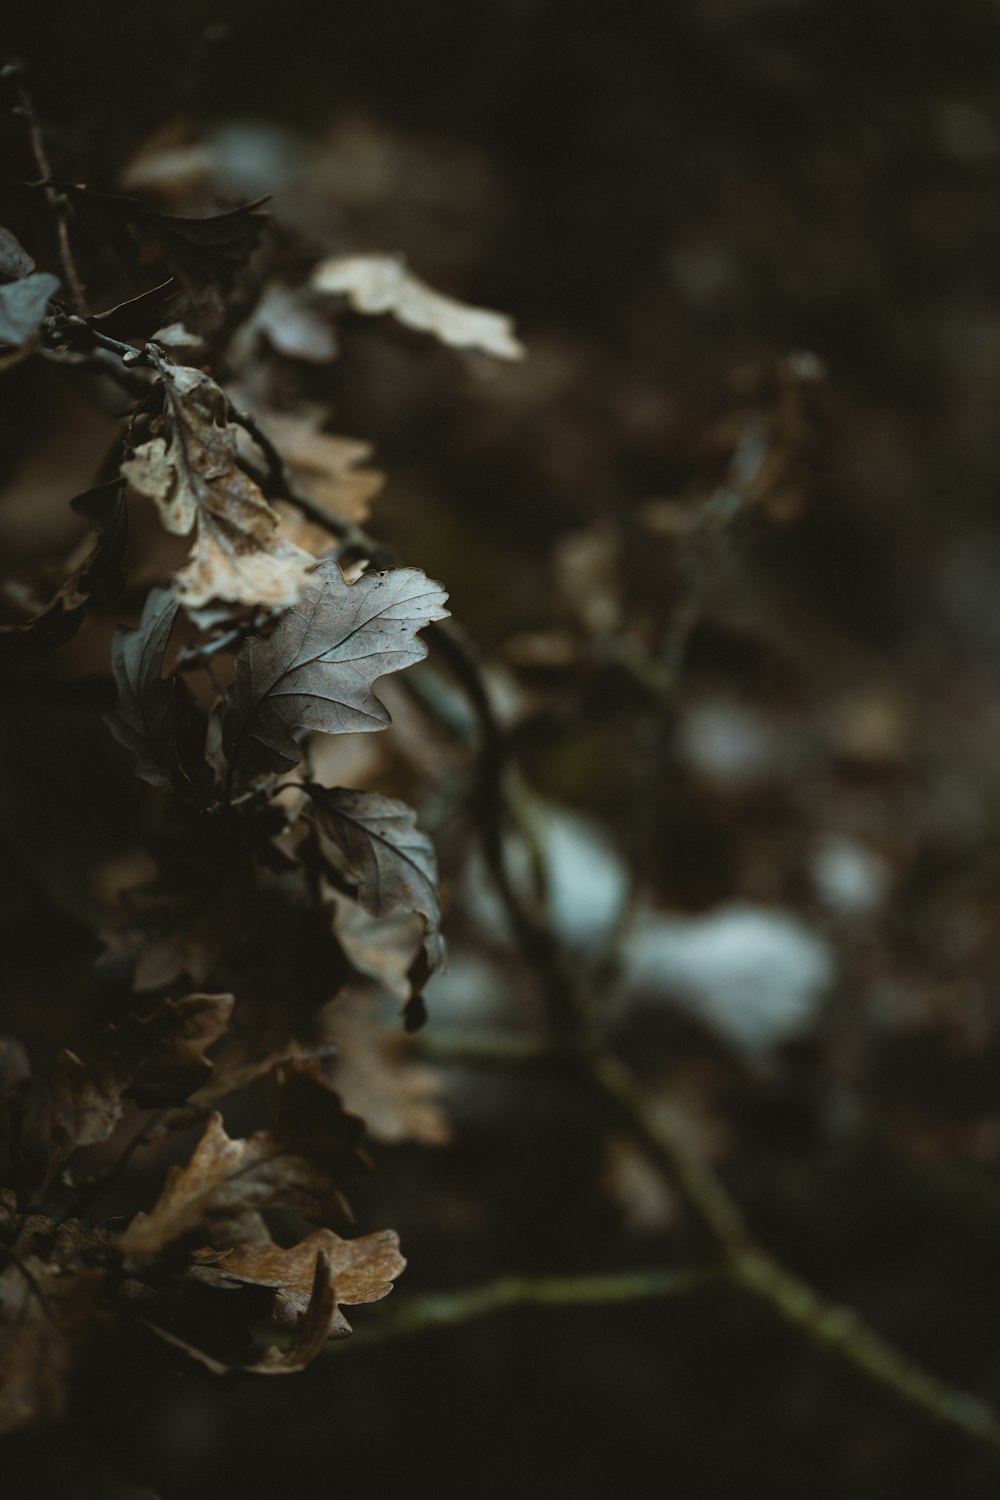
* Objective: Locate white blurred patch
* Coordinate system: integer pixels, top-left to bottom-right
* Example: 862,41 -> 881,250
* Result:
679,701 -> 788,785
617,903 -> 835,1054
421,951 -> 514,1027
463,803 -> 630,955
811,836 -> 888,917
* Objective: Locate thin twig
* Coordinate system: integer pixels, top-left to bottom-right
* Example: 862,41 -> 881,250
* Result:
342,1265 -> 721,1350
13,78 -> 88,315
415,1027 -> 554,1065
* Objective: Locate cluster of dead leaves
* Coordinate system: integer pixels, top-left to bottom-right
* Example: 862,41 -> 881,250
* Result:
0,90 -> 524,1441
0,1039 -> 405,1431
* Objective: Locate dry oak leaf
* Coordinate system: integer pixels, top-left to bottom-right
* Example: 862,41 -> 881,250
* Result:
192,1224 -> 405,1335
310,253 -> 525,359
121,1060 -> 369,1260
148,1246 -> 339,1375
263,409 -> 384,526
222,559 -> 449,783
329,1003 -> 450,1147
121,364 -> 314,613
0,481 -> 126,654
106,585 -> 183,789
308,786 -> 446,997
60,185 -> 268,307
48,992 -> 234,1173
0,1231 -> 105,1435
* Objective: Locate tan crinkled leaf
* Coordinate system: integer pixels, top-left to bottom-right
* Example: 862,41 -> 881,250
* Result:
192,1225 -> 405,1336
308,785 -> 446,997
48,992 -> 234,1173
121,1060 -> 369,1261
264,410 -> 384,525
121,364 -> 315,612
310,253 -> 525,359
222,559 -> 449,782
147,1248 -> 339,1374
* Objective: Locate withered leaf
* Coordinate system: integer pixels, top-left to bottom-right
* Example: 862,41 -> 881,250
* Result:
308,786 -> 446,999
0,1229 -> 105,1435
0,480 -> 126,654
49,992 -> 234,1172
148,1247 -> 338,1374
121,1061 -> 369,1260
262,409 -> 383,526
192,1225 -> 405,1335
222,559 -> 449,783
61,185 -> 268,306
92,277 -> 181,341
329,1004 -> 450,1146
121,365 -> 314,614
311,253 -> 525,359
106,586 -> 184,789
0,270 -> 59,360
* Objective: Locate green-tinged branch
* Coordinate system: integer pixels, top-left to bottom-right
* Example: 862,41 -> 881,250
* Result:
344,1265 -> 721,1349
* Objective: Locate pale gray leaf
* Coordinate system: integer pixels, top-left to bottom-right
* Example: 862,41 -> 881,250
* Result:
222,559 -> 449,782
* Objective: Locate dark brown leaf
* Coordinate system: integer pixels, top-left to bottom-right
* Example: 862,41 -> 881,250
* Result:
0,1220 -> 106,1436
222,560 -> 449,783
48,992 -> 234,1173
0,480 -> 126,655
106,586 -> 185,789
121,1060 -> 369,1260
307,785 -> 446,996
61,185 -> 268,308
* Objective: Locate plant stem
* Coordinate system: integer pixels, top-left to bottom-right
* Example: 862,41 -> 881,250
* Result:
344,1265 -> 721,1349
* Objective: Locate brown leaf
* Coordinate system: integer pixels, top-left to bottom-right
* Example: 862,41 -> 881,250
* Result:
0,1221 -> 106,1436
48,992 -> 234,1172
307,786 -> 446,997
332,900 -> 423,1001
192,1225 -> 405,1334
264,410 -> 383,525
329,1004 -> 450,1146
310,253 -> 524,359
147,1246 -> 339,1374
106,586 -> 185,789
121,1061 -> 369,1261
61,185 -> 268,309
121,365 -> 315,614
222,560 -> 449,783
0,480 -> 127,654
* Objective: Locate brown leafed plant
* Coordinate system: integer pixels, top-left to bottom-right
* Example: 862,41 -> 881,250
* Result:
4,58 -> 1000,1494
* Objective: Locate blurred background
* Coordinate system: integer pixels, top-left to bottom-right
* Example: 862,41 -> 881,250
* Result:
7,0 -> 1000,1494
